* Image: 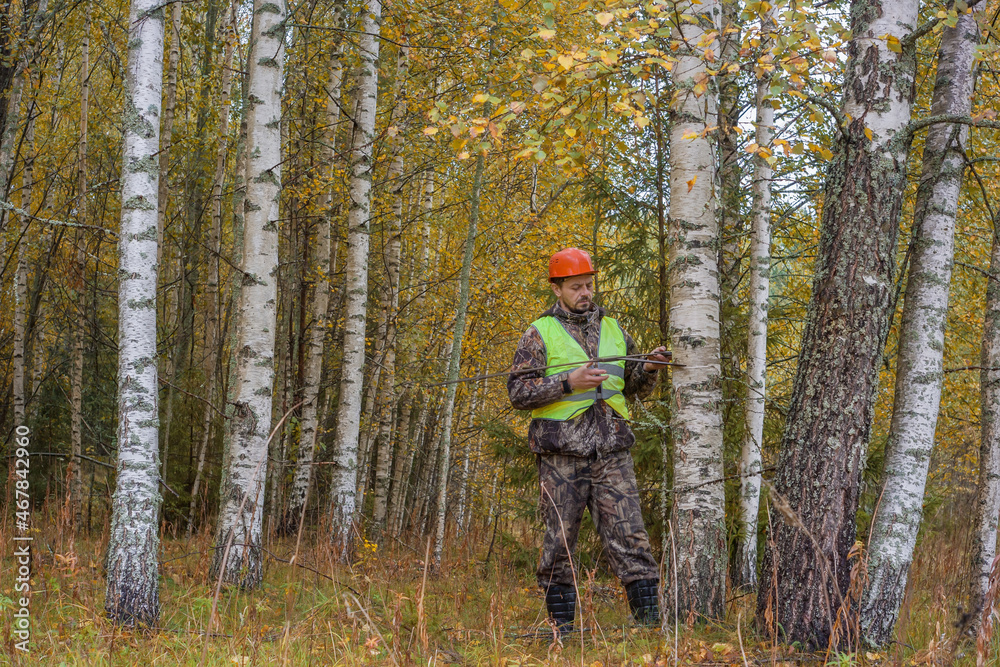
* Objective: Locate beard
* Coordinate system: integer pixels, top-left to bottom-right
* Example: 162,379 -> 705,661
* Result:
568,298 -> 592,313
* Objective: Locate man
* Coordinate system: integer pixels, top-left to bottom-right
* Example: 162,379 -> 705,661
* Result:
507,247 -> 668,633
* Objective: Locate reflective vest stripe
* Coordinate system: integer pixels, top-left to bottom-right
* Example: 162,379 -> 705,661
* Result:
530,315 -> 630,421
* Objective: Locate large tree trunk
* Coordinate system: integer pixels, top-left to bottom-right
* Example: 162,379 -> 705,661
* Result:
666,0 -> 727,621
735,4 -> 775,593
371,43 -> 409,532
209,0 -> 285,589
756,0 -> 919,649
187,3 -> 237,537
432,150 -> 485,568
283,4 -> 346,534
328,0 -> 382,554
104,0 -> 165,626
860,10 -> 981,647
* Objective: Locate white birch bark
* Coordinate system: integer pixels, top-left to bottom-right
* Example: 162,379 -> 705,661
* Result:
667,0 -> 727,619
860,10 -> 981,646
187,4 -> 237,536
970,217 -> 1000,630
70,3 -> 91,533
371,44 -> 409,531
433,151 -> 485,568
283,3 -> 346,531
105,0 -> 165,625
209,0 -> 285,588
328,0 -> 382,554
737,6 -> 775,592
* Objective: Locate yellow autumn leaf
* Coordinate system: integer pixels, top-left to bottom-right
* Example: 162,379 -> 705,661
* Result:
686,176 -> 697,192
538,28 -> 556,40
595,12 -> 614,27
423,126 -> 438,136
564,127 -> 577,138
557,54 -> 574,69
864,127 -> 874,141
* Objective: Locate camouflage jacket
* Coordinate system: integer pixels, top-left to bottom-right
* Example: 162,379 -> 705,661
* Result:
507,301 -> 659,457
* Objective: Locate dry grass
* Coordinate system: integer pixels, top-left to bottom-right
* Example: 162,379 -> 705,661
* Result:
1,515 -> 998,666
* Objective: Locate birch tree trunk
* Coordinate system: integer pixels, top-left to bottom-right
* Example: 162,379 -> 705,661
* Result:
756,0 -> 919,649
666,0 -> 727,620
209,0 -> 285,588
371,44 -> 409,532
187,4 -> 237,536
157,0 -> 182,487
970,213 -> 1000,632
860,11 -> 981,647
104,0 -> 165,626
282,4 -> 345,534
328,0 -> 382,554
69,1 -> 91,534
432,151 -> 485,568
735,5 -> 775,593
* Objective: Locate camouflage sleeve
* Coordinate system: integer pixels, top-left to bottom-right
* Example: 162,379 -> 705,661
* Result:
507,325 -> 566,411
623,329 -> 658,400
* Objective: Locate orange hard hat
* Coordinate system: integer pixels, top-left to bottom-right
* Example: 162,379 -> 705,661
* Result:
549,247 -> 595,280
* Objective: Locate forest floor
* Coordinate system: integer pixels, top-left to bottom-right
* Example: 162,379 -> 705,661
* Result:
1,517 -> 995,666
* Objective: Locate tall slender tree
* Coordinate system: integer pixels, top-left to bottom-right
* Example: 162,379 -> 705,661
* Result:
284,3 -> 346,533
970,210 -> 1000,632
666,0 -> 727,620
187,2 -> 238,536
328,0 -> 382,554
736,4 -> 776,592
210,0 -> 286,588
756,0 -> 920,648
860,9 -> 982,646
104,0 -> 165,626
371,43 -> 409,532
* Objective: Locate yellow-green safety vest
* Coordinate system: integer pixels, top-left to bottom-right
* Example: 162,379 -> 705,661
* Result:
530,315 -> 630,421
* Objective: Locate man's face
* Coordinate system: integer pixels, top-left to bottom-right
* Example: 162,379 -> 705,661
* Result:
552,275 -> 595,313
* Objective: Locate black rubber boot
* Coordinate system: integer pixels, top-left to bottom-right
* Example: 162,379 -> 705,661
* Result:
625,579 -> 660,626
545,584 -> 576,633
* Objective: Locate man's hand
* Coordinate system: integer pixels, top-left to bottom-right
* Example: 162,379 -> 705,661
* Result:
568,362 -> 607,391
643,346 -> 671,372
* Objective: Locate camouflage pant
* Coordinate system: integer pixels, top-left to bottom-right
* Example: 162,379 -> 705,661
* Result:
536,450 -> 659,588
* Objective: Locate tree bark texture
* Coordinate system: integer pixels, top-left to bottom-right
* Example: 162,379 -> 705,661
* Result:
210,0 -> 285,588
860,9 -> 980,647
105,0 -> 165,626
736,4 -> 775,593
666,0 -> 727,621
756,0 -> 918,649
328,0 -> 382,554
